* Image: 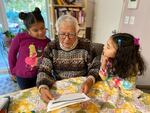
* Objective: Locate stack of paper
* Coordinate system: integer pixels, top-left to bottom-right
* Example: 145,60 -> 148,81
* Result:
0,96 -> 10,111
47,93 -> 90,112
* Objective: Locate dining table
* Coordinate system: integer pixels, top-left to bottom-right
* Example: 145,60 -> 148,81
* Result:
1,76 -> 150,113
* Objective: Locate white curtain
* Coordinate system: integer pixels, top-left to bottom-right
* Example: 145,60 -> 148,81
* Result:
0,0 -> 9,32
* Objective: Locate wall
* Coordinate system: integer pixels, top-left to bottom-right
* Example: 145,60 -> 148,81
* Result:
120,0 -> 150,85
86,0 -> 95,27
92,0 -> 124,44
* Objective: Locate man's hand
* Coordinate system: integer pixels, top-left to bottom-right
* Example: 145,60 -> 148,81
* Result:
81,78 -> 93,109
81,78 -> 93,94
40,88 -> 55,103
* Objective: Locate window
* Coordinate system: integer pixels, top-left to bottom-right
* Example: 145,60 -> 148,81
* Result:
2,0 -> 50,36
0,0 -> 50,73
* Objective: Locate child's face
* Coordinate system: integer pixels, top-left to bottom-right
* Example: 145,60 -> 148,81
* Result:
103,37 -> 117,59
28,22 -> 46,39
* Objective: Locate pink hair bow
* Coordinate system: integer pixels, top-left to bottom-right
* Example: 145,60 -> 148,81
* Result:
134,37 -> 140,46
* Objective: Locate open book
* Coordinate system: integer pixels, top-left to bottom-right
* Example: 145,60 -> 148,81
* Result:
47,93 -> 90,112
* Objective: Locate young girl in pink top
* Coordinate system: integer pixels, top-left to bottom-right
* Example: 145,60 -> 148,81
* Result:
8,7 -> 50,89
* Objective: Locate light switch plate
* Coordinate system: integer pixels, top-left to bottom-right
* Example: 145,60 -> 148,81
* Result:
124,16 -> 130,24
128,0 -> 139,9
129,16 -> 135,24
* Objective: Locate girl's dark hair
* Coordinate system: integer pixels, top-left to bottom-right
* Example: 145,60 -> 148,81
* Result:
19,7 -> 44,29
111,33 -> 146,78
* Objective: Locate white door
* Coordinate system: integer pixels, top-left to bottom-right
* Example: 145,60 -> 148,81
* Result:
92,0 -> 124,43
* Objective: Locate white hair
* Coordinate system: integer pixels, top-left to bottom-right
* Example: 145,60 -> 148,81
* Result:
55,14 -> 79,33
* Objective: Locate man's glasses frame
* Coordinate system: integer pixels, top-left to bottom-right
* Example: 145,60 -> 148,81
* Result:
58,32 -> 76,39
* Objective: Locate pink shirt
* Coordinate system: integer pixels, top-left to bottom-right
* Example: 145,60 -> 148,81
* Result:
8,32 -> 50,78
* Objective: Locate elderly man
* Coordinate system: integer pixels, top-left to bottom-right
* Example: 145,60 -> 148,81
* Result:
36,15 -> 100,103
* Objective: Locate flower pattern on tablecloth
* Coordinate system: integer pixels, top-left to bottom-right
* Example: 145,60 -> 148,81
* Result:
7,77 -> 150,113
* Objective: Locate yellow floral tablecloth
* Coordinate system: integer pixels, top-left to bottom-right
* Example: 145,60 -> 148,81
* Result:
4,77 -> 150,113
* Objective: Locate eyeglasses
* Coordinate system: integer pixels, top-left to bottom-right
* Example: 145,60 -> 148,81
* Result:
58,32 -> 76,39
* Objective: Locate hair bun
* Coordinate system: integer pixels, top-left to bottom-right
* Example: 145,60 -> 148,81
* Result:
34,7 -> 41,14
19,12 -> 28,20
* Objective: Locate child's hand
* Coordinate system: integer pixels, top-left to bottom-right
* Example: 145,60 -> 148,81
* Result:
100,54 -> 109,69
10,75 -> 17,82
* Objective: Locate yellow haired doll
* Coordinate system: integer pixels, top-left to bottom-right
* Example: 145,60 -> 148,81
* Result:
25,44 -> 38,70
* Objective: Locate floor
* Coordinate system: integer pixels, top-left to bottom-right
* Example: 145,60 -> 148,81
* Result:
0,35 -> 19,95
0,74 -> 19,95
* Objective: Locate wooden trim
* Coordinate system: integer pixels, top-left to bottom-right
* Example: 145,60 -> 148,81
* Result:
136,85 -> 150,89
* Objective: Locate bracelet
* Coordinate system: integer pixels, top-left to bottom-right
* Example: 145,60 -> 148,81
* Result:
99,68 -> 108,81
99,68 -> 106,75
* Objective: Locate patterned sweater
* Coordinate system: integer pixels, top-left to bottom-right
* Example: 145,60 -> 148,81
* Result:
36,38 -> 100,88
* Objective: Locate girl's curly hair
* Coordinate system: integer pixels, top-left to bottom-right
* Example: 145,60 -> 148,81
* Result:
111,33 -> 146,78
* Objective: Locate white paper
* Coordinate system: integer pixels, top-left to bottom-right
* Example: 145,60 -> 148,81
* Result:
47,93 -> 90,112
0,98 -> 9,110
